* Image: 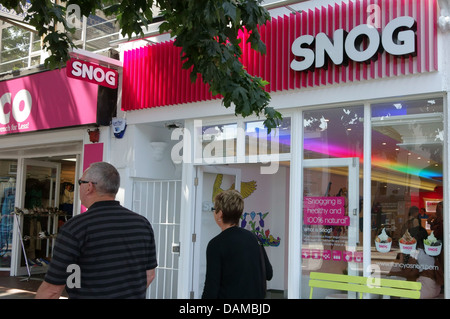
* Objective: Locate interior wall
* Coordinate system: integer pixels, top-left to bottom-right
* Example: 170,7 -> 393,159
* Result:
132,124 -> 182,180
198,163 -> 288,293
238,164 -> 288,291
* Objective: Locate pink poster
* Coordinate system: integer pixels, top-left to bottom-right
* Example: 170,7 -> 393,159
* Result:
83,143 -> 104,171
303,196 -> 349,226
0,68 -> 98,135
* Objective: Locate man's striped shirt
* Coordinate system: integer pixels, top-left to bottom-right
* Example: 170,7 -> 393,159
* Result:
44,200 -> 157,299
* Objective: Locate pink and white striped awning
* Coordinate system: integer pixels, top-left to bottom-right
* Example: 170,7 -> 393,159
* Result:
122,0 -> 438,111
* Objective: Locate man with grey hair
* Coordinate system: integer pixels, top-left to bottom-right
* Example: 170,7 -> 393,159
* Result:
36,162 -> 157,299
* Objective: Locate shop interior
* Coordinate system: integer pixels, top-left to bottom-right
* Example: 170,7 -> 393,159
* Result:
0,156 -> 77,272
301,97 -> 444,298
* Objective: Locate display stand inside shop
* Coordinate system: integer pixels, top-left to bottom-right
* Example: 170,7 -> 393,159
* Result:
14,207 -> 69,281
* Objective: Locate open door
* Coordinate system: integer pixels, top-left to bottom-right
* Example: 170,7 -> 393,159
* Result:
191,165 -> 241,298
12,159 -> 61,276
302,157 -> 360,298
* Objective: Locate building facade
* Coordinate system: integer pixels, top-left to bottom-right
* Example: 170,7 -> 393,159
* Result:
116,0 -> 450,299
0,0 -> 449,300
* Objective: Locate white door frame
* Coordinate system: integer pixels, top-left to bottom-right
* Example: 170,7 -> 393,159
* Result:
302,157 -> 360,298
190,165 -> 241,298
11,159 -> 61,276
303,157 -> 360,250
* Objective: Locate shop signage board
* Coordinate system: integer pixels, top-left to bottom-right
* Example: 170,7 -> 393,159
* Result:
66,58 -> 119,89
121,0 -> 438,111
0,68 -> 98,135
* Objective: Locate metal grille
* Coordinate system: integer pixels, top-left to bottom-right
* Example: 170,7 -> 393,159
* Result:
132,179 -> 181,299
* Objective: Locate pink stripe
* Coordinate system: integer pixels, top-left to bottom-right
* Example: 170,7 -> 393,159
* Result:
304,10 -> 314,86
400,0 -> 406,75
263,21 -> 270,91
416,0 -> 422,72
255,26 -> 261,81
130,49 -> 137,109
269,19 -> 274,92
377,0 -> 383,78
334,3 -> 340,84
301,11 -> 308,88
385,1 -> 391,77
276,17 -> 282,91
289,13 -> 296,89
342,2 -> 347,83
283,15 -> 289,90
393,0 -> 398,76
121,50 -> 129,110
314,8 -> 320,87
136,47 -> 142,108
348,1 -> 354,83
320,6 -> 326,85
142,46 -> 149,107
355,0 -> 362,81
363,0 -> 370,80
327,5 -> 334,85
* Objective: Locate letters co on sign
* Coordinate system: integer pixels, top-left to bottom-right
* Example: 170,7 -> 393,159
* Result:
291,16 -> 417,72
66,58 -> 118,89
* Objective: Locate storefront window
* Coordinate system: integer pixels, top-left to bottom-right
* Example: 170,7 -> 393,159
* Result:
245,117 -> 291,156
0,159 -> 17,268
371,97 -> 444,299
304,106 -> 364,160
302,106 -> 364,298
200,123 -> 238,162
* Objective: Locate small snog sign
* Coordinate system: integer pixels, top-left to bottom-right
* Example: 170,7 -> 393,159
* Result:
67,58 -> 118,89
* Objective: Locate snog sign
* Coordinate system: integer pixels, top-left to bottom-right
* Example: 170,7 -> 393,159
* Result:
291,16 -> 417,72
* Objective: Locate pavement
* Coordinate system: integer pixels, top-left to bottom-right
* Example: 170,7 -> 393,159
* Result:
0,271 -> 68,299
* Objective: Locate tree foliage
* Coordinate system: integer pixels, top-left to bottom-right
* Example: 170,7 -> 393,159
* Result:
3,0 -> 282,130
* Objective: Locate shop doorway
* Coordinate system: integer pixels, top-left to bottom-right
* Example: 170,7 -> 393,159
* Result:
302,157 -> 360,298
132,179 -> 182,299
11,157 -> 77,276
191,165 -> 241,298
13,159 -> 61,276
192,163 -> 289,299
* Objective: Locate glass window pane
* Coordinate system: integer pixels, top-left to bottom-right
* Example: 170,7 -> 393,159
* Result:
0,159 -> 17,268
302,106 -> 364,298
200,123 -> 238,161
372,98 -> 443,118
371,97 -> 444,298
245,117 -> 291,156
304,106 -> 364,160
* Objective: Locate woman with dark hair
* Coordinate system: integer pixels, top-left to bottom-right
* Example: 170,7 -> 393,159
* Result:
202,189 -> 273,299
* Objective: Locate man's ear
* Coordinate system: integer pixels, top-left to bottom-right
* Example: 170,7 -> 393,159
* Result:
87,182 -> 97,194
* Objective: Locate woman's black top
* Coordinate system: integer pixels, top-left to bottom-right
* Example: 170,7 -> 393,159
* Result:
202,226 -> 273,299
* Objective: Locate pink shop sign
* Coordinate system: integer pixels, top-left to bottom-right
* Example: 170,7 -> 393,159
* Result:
303,196 -> 349,226
0,68 -> 98,135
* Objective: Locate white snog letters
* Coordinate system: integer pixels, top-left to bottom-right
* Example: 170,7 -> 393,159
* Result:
70,60 -> 117,87
291,16 -> 417,71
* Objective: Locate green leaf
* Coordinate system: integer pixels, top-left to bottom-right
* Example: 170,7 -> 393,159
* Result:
2,0 -> 282,131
